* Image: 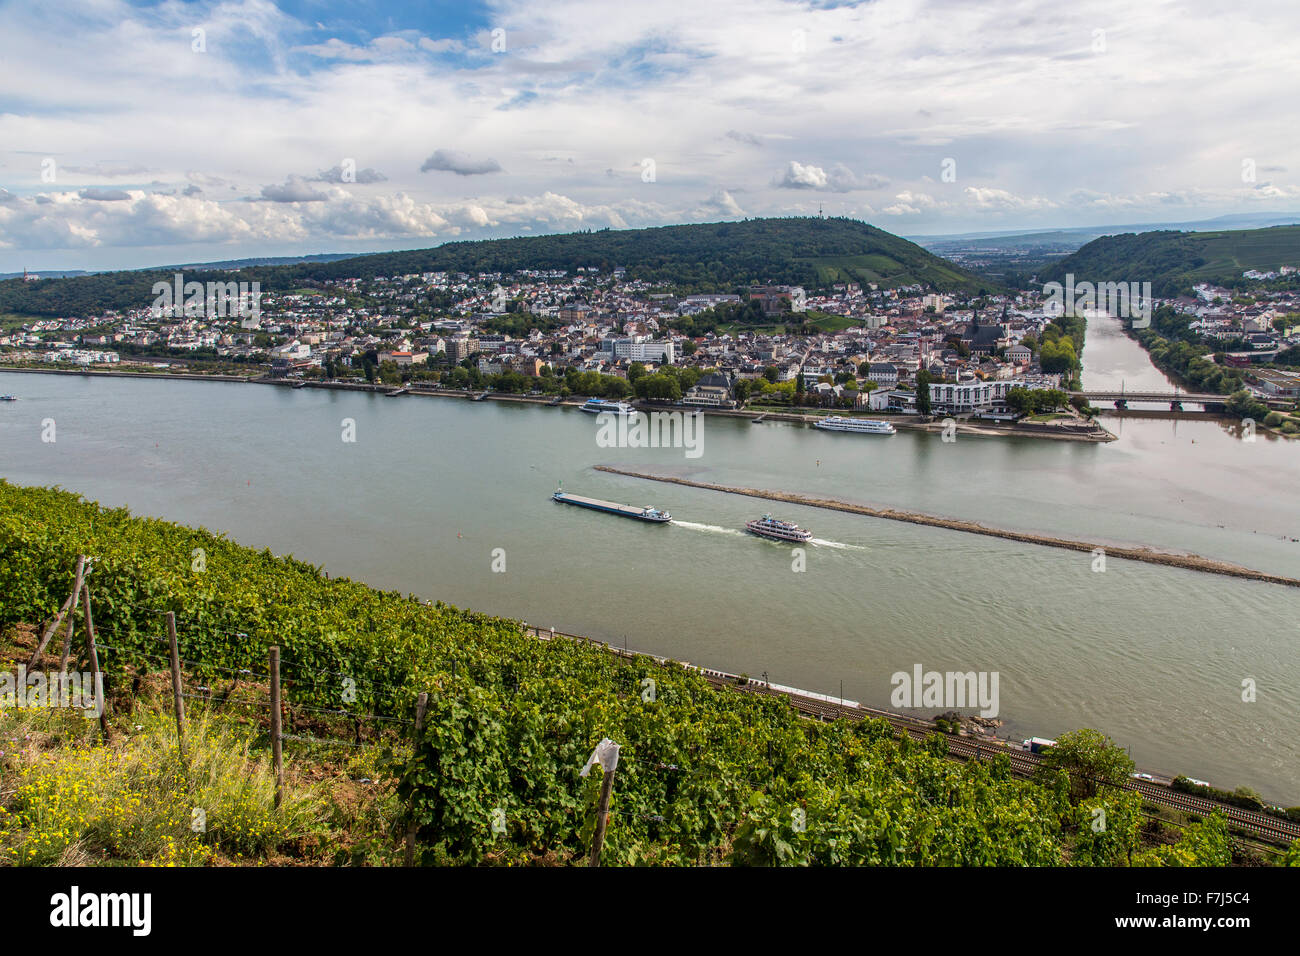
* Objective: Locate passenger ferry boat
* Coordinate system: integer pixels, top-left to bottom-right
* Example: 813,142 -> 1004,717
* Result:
813,415 -> 896,435
580,398 -> 636,415
745,514 -> 813,542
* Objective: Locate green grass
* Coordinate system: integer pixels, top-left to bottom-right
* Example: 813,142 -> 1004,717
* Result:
1182,226 -> 1300,278
0,707 -> 326,866
717,312 -> 862,335
1045,224 -> 1300,294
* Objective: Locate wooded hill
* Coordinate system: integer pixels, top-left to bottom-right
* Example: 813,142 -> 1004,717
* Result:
0,217 -> 994,318
1039,225 -> 1300,296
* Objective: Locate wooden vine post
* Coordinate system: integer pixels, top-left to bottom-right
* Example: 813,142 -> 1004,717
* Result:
270,646 -> 283,809
589,766 -> 617,867
58,557 -> 90,671
80,583 -> 110,742
27,555 -> 84,669
166,611 -> 186,760
404,691 -> 429,866
582,738 -> 621,868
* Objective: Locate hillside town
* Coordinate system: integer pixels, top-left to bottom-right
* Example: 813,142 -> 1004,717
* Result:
4,265 -> 1300,412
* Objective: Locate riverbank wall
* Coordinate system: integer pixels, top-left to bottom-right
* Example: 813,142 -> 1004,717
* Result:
0,365 -> 1116,442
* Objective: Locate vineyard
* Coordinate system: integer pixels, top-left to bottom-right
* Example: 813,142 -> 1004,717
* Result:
0,480 -> 1289,866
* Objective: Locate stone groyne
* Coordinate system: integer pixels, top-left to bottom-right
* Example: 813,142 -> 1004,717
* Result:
594,465 -> 1300,588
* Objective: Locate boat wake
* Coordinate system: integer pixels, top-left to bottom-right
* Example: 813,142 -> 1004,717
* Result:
673,521 -> 746,537
675,521 -> 864,550
809,538 -> 867,551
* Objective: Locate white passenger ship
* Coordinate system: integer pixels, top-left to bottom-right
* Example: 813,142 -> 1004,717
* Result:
745,514 -> 813,542
813,415 -> 896,435
580,398 -> 636,415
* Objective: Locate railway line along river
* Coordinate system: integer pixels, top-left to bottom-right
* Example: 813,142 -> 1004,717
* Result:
2,313 -> 1298,802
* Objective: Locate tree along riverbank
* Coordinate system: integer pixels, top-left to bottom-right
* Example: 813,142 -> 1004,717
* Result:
593,466 -> 1300,588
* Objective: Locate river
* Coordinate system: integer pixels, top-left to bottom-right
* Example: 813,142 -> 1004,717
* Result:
2,317 -> 1298,802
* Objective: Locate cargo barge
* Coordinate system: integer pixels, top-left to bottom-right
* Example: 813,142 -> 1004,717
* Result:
551,489 -> 672,523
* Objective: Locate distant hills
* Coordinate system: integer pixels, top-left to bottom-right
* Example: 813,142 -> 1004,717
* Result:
912,213 -> 1300,284
912,212 -> 1300,255
0,270 -> 92,281
0,217 -> 994,318
270,217 -> 991,291
159,253 -> 359,271
1039,225 -> 1300,296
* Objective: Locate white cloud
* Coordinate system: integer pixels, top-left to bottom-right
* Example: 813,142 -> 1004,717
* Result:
0,187 -> 676,252
63,163 -> 152,178
964,187 -> 1057,211
79,187 -> 133,201
774,161 -> 885,193
419,149 -> 504,176
315,164 -> 388,184
261,178 -> 329,202
693,189 -> 746,218
419,37 -> 464,54
1,0 -> 1298,267
774,161 -> 829,190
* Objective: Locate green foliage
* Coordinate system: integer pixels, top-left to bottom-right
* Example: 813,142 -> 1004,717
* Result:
1133,814 -> 1233,867
480,313 -> 566,338
1130,305 -> 1247,395
728,746 -> 1064,866
1069,790 -> 1143,866
0,710 -> 319,865
0,481 -> 1075,866
1225,389 -> 1269,421
1005,387 -> 1068,415
1034,729 -> 1135,804
915,369 -> 931,417
1,483 -> 1278,867
1041,225 -> 1300,297
0,218 -> 990,318
634,372 -> 682,403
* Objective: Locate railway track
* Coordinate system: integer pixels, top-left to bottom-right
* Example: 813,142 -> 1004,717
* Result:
707,674 -> 1300,847
531,625 -> 1300,848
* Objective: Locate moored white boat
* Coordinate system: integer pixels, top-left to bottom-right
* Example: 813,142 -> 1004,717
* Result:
580,398 -> 636,415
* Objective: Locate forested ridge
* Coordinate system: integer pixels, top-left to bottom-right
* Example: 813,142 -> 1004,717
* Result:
1040,225 -> 1300,296
0,217 -> 992,318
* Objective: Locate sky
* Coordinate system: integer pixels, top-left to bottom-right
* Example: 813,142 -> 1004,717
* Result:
1,0 -> 1298,272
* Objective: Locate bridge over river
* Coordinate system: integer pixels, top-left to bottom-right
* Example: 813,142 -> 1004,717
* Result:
1069,389 -> 1284,411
